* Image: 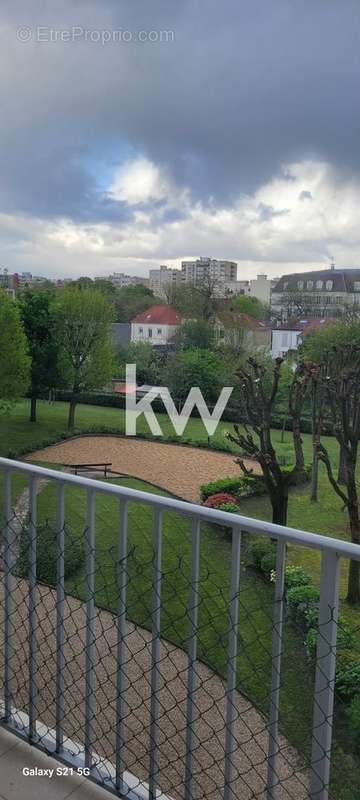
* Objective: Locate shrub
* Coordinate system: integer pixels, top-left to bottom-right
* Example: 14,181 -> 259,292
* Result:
285,565 -> 312,590
347,695 -> 360,753
217,502 -> 240,513
200,475 -> 266,502
17,521 -> 84,585
304,615 -> 355,659
203,492 -> 239,508
336,651 -> 360,700
305,627 -> 317,659
260,548 -> 277,577
286,585 -> 320,626
246,537 -> 274,571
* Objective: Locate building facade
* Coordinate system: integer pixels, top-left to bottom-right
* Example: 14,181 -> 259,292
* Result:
131,305 -> 181,346
271,268 -> 360,318
96,273 -> 149,289
181,257 -> 237,287
148,265 -> 182,298
271,317 -> 336,358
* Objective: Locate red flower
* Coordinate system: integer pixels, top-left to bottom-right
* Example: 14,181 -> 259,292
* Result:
203,492 -> 239,508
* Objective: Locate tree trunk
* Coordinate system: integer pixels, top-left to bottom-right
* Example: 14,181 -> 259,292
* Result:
338,443 -> 347,484
347,558 -> 360,605
311,447 -> 319,502
271,491 -> 288,526
68,397 -> 77,430
346,462 -> 360,604
292,417 -> 307,484
30,396 -> 37,423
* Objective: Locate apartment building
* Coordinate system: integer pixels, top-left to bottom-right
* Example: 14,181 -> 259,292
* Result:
148,265 -> 182,298
271,267 -> 360,318
181,257 -> 237,287
96,273 -> 149,289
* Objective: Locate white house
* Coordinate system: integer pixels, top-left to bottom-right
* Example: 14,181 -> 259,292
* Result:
271,317 -> 336,358
131,305 -> 181,346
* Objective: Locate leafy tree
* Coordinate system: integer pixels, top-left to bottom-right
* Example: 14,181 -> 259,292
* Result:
18,289 -> 60,422
175,319 -> 215,350
171,285 -> 207,318
0,290 -> 30,412
114,284 -> 156,322
227,357 -> 311,524
229,294 -> 268,320
93,279 -> 116,296
54,288 -> 115,429
163,349 -> 230,407
118,341 -> 162,384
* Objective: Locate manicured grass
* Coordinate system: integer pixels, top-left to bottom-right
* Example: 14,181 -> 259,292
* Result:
31,475 -> 359,798
0,398 -> 340,467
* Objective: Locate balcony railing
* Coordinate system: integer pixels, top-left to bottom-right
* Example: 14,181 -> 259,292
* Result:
0,456 -> 359,800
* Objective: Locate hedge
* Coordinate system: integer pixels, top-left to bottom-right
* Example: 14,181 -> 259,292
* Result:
50,390 -> 335,434
245,534 -> 360,749
200,465 -> 311,503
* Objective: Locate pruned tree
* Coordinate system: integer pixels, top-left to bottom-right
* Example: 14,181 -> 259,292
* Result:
309,364 -> 325,502
288,362 -> 314,482
315,344 -> 360,604
227,357 -> 311,525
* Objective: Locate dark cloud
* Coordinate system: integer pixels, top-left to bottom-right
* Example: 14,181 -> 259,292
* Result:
0,0 -> 359,220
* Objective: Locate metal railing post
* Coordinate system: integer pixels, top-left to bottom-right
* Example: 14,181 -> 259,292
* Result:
149,509 -> 163,800
223,527 -> 242,800
266,539 -> 286,800
56,482 -> 65,753
185,518 -> 201,800
310,550 -> 340,800
116,499 -> 128,796
28,475 -> 38,742
84,488 -> 96,770
3,469 -> 13,722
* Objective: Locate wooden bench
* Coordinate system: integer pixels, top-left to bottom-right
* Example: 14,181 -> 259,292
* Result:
69,462 -> 112,477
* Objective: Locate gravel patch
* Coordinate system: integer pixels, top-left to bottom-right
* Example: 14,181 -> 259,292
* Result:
27,437 -> 260,502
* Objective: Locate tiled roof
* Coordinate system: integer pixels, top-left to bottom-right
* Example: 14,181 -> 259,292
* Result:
132,304 -> 181,325
274,317 -> 337,333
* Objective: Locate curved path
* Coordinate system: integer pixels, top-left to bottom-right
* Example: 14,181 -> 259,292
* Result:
27,435 -> 260,502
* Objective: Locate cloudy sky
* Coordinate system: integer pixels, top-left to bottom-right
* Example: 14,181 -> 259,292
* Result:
1,0 -> 360,279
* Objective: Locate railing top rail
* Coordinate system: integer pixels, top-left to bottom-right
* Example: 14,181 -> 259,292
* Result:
1,456 -> 360,561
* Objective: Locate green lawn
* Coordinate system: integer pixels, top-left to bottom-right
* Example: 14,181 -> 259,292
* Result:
0,398 -> 340,466
29,475 -> 359,799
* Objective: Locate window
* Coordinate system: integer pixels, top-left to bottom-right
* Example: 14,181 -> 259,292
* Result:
297,280 -> 304,290
307,280 -> 313,290
148,328 -> 152,338
326,280 -> 333,290
283,281 -> 289,290
139,327 -> 143,336
157,328 -> 162,335
316,280 -> 323,289
354,281 -> 360,292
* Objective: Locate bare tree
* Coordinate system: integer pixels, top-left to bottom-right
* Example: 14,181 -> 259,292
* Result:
316,344 -> 360,604
193,272 -> 219,320
227,357 -> 311,525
